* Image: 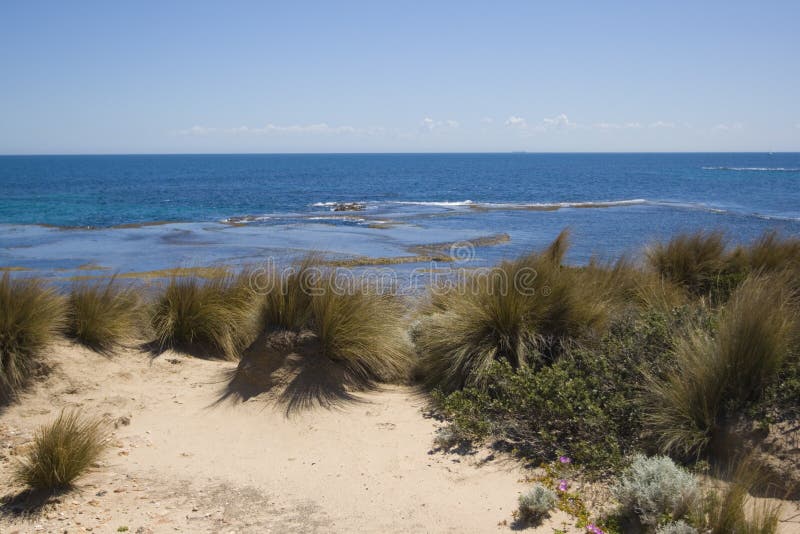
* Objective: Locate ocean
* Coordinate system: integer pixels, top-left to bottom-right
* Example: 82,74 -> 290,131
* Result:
1,153 -> 799,279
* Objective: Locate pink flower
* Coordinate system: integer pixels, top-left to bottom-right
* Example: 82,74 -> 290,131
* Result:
558,479 -> 568,492
559,455 -> 571,464
586,524 -> 605,534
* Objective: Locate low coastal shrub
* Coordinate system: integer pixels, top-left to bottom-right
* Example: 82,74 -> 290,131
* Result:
612,454 -> 699,529
14,410 -> 107,491
430,307 -> 683,470
0,273 -> 64,403
645,274 -> 797,458
309,272 -> 412,381
66,279 -> 142,353
517,484 -> 557,524
656,520 -> 698,534
415,231 -> 610,393
151,270 -> 259,359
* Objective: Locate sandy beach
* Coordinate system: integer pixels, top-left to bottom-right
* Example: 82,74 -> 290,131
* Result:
0,340 -> 592,533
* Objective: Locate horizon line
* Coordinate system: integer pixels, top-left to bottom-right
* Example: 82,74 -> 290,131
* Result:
1,150 -> 798,157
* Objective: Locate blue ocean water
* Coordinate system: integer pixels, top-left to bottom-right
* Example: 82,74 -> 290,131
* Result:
1,153 -> 799,277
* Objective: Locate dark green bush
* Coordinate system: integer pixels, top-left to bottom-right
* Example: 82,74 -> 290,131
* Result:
431,308 -> 689,471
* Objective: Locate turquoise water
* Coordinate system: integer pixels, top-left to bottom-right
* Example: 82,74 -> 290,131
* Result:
1,153 -> 799,277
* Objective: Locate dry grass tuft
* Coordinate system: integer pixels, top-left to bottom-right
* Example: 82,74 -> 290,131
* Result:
13,410 -> 107,491
151,269 -> 259,359
309,272 -> 413,382
696,458 -> 782,534
415,231 -> 610,392
258,255 -> 320,331
645,274 -> 798,458
647,231 -> 730,296
0,273 -> 64,403
733,230 -> 800,274
66,278 -> 143,353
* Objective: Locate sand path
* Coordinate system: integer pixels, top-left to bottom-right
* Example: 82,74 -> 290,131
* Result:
0,342 -> 584,533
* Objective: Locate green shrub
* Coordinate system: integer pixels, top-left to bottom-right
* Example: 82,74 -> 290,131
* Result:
656,520 -> 698,534
66,279 -> 142,353
14,410 -> 107,491
430,307 -> 684,471
151,269 -> 259,359
517,484 -> 557,524
309,272 -> 412,382
0,274 -> 64,402
645,274 -> 797,458
613,454 -> 699,528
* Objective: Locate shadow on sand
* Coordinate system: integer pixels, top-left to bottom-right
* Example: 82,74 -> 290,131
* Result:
0,488 -> 71,519
213,329 -> 375,417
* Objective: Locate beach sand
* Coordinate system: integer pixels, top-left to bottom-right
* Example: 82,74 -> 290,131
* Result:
0,341 -> 591,533
2,342 -> 798,533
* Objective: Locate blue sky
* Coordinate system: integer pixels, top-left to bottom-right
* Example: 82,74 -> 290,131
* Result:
1,1 -> 798,154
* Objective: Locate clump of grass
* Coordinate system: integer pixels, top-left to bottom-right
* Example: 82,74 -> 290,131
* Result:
693,458 -> 781,534
14,410 -> 107,491
645,274 -> 797,458
151,269 -> 259,359
258,255 -> 320,331
0,274 -> 64,402
66,278 -> 142,353
647,231 -> 731,297
733,230 -> 800,274
415,230 -> 609,392
613,454 -> 699,528
517,484 -> 557,525
414,258 -> 545,392
309,272 -> 412,382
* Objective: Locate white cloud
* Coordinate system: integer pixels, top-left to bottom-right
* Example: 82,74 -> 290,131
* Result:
481,117 -> 494,124
504,115 -> 527,128
648,121 -> 676,129
593,121 -> 642,130
541,113 -> 573,129
712,122 -> 744,131
420,117 -> 460,132
175,125 -> 217,136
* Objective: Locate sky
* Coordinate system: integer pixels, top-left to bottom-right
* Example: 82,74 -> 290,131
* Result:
1,1 -> 799,154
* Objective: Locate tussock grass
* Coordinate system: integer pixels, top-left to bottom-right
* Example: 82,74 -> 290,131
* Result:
151,269 -> 259,359
415,230 -> 610,392
310,272 -> 412,382
66,278 -> 142,353
696,458 -> 781,534
0,274 -> 64,402
13,410 -> 107,491
582,256 -> 686,314
259,255 -> 319,331
647,231 -> 730,297
646,274 -> 798,458
733,230 -> 800,274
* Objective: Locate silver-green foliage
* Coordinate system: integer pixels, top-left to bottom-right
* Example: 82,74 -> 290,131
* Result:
613,454 -> 699,527
517,484 -> 556,523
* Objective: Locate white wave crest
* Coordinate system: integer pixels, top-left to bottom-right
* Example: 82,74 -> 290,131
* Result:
702,166 -> 800,172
